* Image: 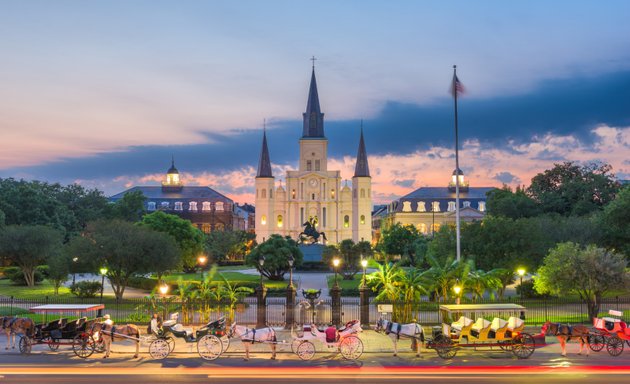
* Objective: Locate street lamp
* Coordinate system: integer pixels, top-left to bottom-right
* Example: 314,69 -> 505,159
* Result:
360,258 -> 368,288
159,284 -> 169,321
287,254 -> 295,288
198,255 -> 207,281
332,257 -> 340,289
99,267 -> 108,302
258,255 -> 266,287
453,281 -> 462,305
517,268 -> 526,302
72,257 -> 78,285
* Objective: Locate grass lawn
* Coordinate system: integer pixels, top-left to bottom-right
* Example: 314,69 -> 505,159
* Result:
326,274 -> 365,290
0,279 -> 75,299
161,271 -> 288,289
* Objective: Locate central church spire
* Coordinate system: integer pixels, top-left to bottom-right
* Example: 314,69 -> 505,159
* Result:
302,66 -> 325,138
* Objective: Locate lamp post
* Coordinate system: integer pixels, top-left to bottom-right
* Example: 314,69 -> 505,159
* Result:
453,281 -> 462,305
258,255 -> 266,288
517,268 -> 526,302
360,258 -> 368,288
287,254 -> 295,288
159,284 -> 169,322
72,257 -> 78,285
198,255 -> 207,281
99,267 -> 108,303
332,257 -> 340,289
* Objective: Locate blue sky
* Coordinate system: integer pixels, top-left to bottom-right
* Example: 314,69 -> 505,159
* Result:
1,1 -> 629,203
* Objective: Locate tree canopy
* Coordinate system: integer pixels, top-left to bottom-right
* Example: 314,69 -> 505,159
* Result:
486,185 -> 541,219
205,230 -> 256,263
322,239 -> 373,279
599,186 -> 630,257
246,234 -> 303,281
378,222 -> 427,266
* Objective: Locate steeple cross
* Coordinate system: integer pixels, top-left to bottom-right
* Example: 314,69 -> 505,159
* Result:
310,56 -> 317,69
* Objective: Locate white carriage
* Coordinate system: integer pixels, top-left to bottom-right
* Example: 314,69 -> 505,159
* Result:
290,320 -> 364,360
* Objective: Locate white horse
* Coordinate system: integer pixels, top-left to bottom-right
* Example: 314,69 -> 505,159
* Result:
376,318 -> 424,357
227,322 -> 277,361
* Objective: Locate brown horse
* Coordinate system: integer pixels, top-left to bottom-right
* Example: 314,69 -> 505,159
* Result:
1,317 -> 35,350
541,320 -> 590,357
91,322 -> 140,358
0,316 -> 16,349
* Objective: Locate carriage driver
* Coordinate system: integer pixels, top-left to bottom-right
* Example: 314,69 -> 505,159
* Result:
150,313 -> 162,335
103,314 -> 113,326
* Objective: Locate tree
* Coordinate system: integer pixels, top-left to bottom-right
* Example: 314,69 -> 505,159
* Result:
599,187 -> 630,257
534,242 -> 628,320
108,190 -> 146,222
424,255 -> 471,302
48,248 -> 71,295
205,230 -> 256,263
379,222 -> 427,266
366,262 -> 402,302
69,220 -> 180,299
140,211 -> 204,272
246,234 -> 303,281
528,161 -> 619,216
486,185 -> 541,219
426,225 -> 456,265
0,225 -> 63,286
214,274 -> 254,323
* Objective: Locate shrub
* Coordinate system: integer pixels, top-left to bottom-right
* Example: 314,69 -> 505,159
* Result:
36,265 -> 50,279
5,266 -> 45,285
70,281 -> 103,298
517,280 -> 552,299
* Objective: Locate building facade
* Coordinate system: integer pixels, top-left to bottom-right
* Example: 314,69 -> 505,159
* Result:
255,68 -> 372,245
110,161 -> 245,233
375,169 -> 494,240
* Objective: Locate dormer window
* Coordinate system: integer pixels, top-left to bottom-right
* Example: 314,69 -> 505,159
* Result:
202,202 -> 211,211
417,202 -> 426,212
174,202 -> 183,211
448,201 -> 456,212
402,201 -> 412,212
189,202 -> 198,211
463,201 -> 471,208
478,201 -> 486,212
216,202 -> 224,211
147,202 -> 156,211
432,201 -> 441,212
160,202 -> 169,209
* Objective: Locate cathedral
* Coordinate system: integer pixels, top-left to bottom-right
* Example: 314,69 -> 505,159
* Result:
255,67 -> 372,245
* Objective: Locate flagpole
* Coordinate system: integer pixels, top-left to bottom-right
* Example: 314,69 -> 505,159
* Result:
453,65 -> 461,263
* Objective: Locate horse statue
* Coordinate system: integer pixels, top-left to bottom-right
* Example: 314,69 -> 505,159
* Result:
376,317 -> 425,357
298,216 -> 327,244
541,320 -> 590,357
1,316 -> 35,350
91,321 -> 141,359
227,322 -> 277,361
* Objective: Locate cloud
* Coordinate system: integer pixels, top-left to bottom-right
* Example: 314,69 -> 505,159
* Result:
493,172 -> 521,185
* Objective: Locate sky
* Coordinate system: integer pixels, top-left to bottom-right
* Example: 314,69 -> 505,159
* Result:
1,0 -> 629,205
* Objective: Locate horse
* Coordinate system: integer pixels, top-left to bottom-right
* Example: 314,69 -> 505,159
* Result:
91,322 -> 140,359
541,320 -> 590,357
227,322 -> 277,361
2,317 -> 35,350
376,318 -> 424,357
0,316 -> 16,349
298,219 -> 327,244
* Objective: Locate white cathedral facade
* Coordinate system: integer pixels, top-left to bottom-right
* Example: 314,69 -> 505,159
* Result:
255,68 -> 372,245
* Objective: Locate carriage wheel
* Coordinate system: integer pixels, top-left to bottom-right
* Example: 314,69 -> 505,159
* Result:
511,333 -> 535,359
606,336 -> 624,357
72,335 -> 95,359
434,335 -> 457,359
498,340 -> 512,351
296,341 -> 316,360
197,335 -> 223,361
166,336 -> 176,353
220,335 -> 230,353
291,339 -> 304,354
339,336 -> 363,360
588,334 -> 606,352
149,338 -> 171,360
18,336 -> 32,354
45,336 -> 60,351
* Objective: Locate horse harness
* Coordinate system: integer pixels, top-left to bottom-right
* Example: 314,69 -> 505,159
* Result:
385,321 -> 403,340
243,327 -> 275,344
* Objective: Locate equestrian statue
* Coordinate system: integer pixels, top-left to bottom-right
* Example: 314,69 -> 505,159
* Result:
298,216 -> 327,244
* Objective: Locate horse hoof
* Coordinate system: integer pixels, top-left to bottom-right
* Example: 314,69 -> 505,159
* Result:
393,353 -> 397,357
243,358 -> 249,362
133,355 -> 138,358
416,354 -> 420,358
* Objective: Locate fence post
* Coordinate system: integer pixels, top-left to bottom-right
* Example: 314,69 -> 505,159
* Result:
10,295 -> 14,316
359,285 -> 370,329
256,285 -> 268,328
330,285 -> 341,327
285,284 -> 296,329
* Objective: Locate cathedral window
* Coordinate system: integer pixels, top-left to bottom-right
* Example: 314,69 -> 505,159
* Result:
463,201 -> 471,208
448,201 -> 456,212
432,201 -> 441,212
261,215 -> 267,225
478,201 -> 486,212
292,189 -> 296,199
202,202 -> 211,211
360,215 -> 365,225
161,202 -> 170,209
312,193 -> 315,200
306,160 -> 312,171
216,202 -> 224,211
360,189 -> 365,198
402,201 -> 412,212
277,215 -> 283,228
315,160 -> 320,171
417,201 -> 426,212
344,215 -> 350,228
261,189 -> 266,198
174,202 -> 183,211
147,202 -> 156,211
189,202 -> 198,211
330,189 -> 335,199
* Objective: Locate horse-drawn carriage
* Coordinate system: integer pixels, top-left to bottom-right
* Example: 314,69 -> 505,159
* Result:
147,313 -> 229,360
18,304 -> 104,358
589,309 -> 630,357
290,320 -> 364,360
427,304 -> 538,359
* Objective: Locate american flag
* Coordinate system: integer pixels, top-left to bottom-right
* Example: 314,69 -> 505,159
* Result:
451,74 -> 465,97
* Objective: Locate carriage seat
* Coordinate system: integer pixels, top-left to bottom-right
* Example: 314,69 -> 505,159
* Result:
470,318 -> 491,338
451,316 -> 473,332
489,318 -> 508,339
507,317 -> 524,331
163,320 -> 176,327
171,323 -> 194,339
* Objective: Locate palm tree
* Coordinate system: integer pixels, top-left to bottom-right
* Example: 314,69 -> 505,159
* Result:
215,274 -> 254,323
397,268 -> 429,322
425,256 -> 470,302
491,268 -> 515,299
175,277 -> 197,324
465,268 -> 502,301
365,261 -> 403,302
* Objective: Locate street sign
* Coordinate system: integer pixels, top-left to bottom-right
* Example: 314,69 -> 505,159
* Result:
377,304 -> 393,313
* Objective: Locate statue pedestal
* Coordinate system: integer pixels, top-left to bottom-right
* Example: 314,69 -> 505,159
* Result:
298,244 -> 325,263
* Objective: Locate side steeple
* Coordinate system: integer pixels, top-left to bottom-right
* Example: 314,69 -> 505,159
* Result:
302,64 -> 325,138
256,126 -> 273,178
353,123 -> 370,177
